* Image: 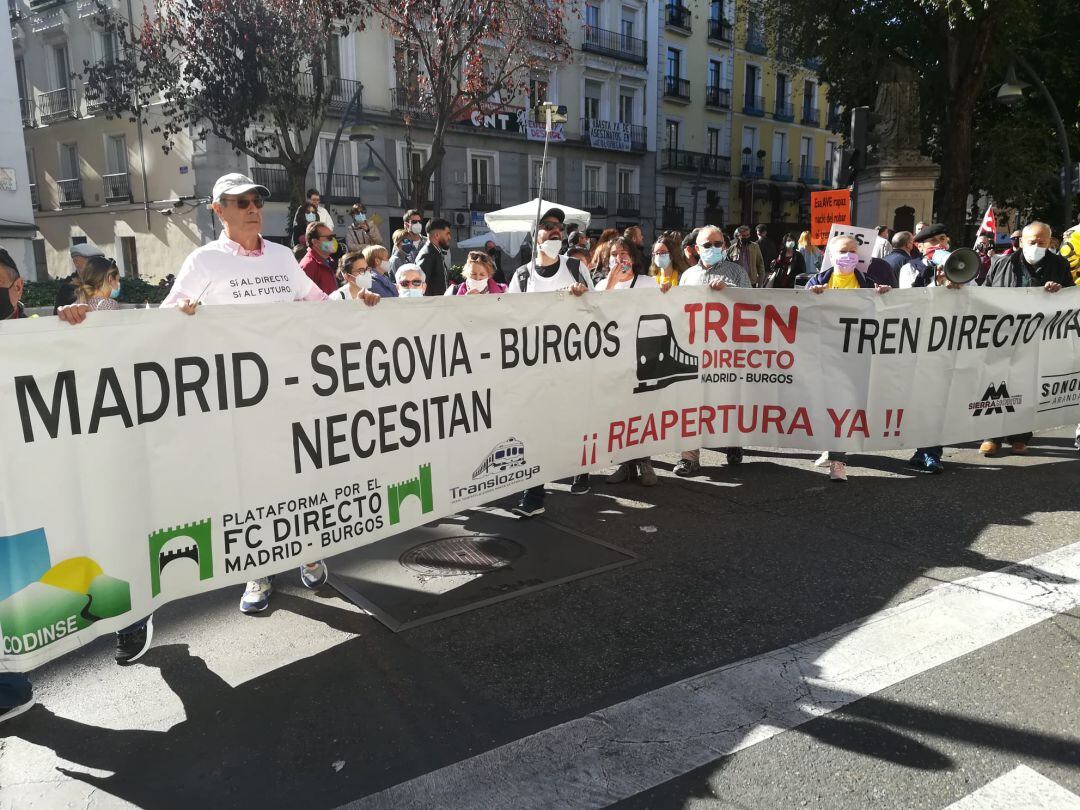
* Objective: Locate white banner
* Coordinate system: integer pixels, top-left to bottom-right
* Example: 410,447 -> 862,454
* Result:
2,286 -> 1079,671
585,120 -> 632,151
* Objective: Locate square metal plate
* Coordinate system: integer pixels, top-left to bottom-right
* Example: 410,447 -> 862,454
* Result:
328,507 -> 637,631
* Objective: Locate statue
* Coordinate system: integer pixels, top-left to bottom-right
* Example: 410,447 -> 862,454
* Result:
873,60 -> 925,164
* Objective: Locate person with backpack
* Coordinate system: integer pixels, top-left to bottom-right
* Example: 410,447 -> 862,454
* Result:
507,207 -> 592,513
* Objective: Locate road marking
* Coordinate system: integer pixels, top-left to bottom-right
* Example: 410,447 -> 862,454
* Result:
342,542 -> 1080,810
945,765 -> 1080,809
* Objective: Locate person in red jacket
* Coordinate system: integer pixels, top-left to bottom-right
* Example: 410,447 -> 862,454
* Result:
300,221 -> 339,296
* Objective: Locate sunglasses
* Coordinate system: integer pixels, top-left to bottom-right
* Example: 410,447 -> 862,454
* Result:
222,196 -> 265,209
539,221 -> 562,231
467,251 -> 493,265
698,240 -> 726,249
399,279 -> 424,287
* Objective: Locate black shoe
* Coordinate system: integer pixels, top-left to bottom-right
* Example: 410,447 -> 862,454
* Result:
570,474 -> 591,495
0,677 -> 33,726
725,448 -> 743,465
512,498 -> 545,518
115,615 -> 154,665
0,698 -> 34,725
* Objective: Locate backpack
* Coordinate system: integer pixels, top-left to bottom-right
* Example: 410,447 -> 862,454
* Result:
517,257 -> 585,292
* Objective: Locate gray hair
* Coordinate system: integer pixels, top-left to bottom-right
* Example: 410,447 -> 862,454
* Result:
892,230 -> 913,249
1024,221 -> 1052,237
395,263 -> 425,284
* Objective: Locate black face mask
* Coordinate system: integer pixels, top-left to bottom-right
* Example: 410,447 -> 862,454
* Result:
0,285 -> 15,320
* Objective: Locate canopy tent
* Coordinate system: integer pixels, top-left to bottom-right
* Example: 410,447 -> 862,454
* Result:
456,231 -> 527,254
484,198 -> 591,234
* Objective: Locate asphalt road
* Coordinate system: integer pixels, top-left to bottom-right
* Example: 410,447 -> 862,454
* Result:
2,427 -> 1079,809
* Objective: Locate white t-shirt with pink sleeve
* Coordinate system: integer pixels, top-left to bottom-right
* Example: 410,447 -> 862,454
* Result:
162,234 -> 326,307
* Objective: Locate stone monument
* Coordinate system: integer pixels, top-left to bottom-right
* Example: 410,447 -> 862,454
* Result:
854,59 -> 940,232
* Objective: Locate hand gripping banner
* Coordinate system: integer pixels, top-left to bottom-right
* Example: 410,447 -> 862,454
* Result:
2,286 -> 1079,671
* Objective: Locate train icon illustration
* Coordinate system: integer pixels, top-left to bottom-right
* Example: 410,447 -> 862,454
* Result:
473,438 -> 527,479
633,314 -> 700,393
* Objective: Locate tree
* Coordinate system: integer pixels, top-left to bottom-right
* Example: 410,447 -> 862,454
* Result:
368,0 -> 573,213
83,0 -> 367,216
768,0 -> 1080,235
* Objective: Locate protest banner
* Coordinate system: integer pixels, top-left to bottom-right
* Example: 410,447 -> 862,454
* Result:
811,189 -> 851,245
2,287 -> 1080,671
819,223 -> 878,275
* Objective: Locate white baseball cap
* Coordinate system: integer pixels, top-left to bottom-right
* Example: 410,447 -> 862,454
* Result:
69,243 -> 105,258
212,173 -> 270,202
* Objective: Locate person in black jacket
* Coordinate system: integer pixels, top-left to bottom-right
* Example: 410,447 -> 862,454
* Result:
980,221 -> 1073,457
416,217 -> 453,296
765,232 -> 805,288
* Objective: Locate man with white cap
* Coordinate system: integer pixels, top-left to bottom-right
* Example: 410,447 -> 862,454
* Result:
59,172 -> 378,618
53,242 -> 106,313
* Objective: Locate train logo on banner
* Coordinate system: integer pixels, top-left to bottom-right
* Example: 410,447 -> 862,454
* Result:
633,315 -> 700,393
451,438 -> 541,503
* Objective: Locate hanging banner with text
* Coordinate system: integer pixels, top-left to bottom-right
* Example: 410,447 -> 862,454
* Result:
2,286 -> 1079,671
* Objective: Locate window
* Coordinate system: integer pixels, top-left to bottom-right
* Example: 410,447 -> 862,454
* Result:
529,157 -> 555,194
585,3 -> 599,29
666,48 -> 682,79
321,137 -> 353,176
772,131 -> 788,171
98,31 -> 119,66
394,43 -> 421,97
326,35 -> 342,77
708,60 -> 722,88
396,141 -> 432,203
800,136 -> 813,174
105,134 -> 128,175
707,128 -> 721,155
710,0 -> 722,21
620,6 -> 635,38
529,74 -> 549,106
803,79 -> 816,115
15,59 -> 28,107
59,143 -> 79,180
119,236 -> 139,278
53,45 -> 70,90
664,187 -> 678,207
747,2 -> 764,42
825,139 -> 838,182
665,119 -> 681,150
617,167 -> 638,195
776,73 -> 789,110
470,152 -> 496,190
584,80 -> 602,120
618,89 -> 635,124
744,64 -> 760,106
583,164 -> 603,193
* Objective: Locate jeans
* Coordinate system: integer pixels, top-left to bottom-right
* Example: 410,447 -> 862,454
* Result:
0,673 -> 32,708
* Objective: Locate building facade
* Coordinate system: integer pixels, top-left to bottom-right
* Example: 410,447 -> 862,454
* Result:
2,5 -> 39,276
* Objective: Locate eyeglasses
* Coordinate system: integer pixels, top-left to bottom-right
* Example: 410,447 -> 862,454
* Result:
698,241 -> 726,249
399,279 -> 424,287
222,196 -> 265,209
467,251 -> 493,265
539,221 -> 561,231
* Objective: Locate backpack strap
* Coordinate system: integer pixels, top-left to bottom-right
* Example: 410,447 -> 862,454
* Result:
566,257 -> 585,286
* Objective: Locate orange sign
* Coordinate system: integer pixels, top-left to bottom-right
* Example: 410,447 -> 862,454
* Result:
810,189 -> 851,245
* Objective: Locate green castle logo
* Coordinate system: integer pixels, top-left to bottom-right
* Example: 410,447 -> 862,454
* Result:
0,528 -> 131,656
387,464 -> 434,525
148,519 -> 214,597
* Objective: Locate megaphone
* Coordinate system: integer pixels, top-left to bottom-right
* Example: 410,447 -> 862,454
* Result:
942,247 -> 981,284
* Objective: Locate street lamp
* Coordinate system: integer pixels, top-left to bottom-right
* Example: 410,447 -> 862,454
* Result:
323,83 -> 407,205
996,56 -> 1073,225
530,102 -> 568,252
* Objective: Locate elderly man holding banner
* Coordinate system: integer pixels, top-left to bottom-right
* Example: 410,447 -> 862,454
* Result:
59,173 -> 379,622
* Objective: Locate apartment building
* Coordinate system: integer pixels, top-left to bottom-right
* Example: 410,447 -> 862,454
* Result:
729,0 -> 841,235
1,7 -> 36,275
657,0 -> 736,233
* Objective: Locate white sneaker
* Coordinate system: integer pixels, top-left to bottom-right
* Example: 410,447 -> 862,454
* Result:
299,561 -> 328,589
829,461 -> 848,482
814,451 -> 830,467
240,577 -> 273,613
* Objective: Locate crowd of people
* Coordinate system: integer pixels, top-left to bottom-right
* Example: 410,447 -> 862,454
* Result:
1,171 -> 1078,724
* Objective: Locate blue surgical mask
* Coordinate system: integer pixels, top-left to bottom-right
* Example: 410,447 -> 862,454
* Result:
109,285 -> 122,300
354,213 -> 366,223
700,246 -> 726,266
401,288 -> 424,298
305,212 -> 317,223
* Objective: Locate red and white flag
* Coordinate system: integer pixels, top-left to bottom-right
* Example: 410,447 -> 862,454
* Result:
975,204 -> 996,245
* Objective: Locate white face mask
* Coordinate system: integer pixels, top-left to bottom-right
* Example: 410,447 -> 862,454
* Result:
348,271 -> 373,291
653,253 -> 672,269
400,287 -> 423,298
785,241 -> 796,250
465,277 -> 488,292
410,222 -> 423,235
539,239 -> 563,259
1022,245 -> 1047,264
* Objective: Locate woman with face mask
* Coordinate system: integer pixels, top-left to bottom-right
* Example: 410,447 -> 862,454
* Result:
293,203 -> 320,246
445,251 -> 508,296
345,203 -> 384,251
72,256 -> 123,311
765,232 -> 806,289
360,245 -> 398,297
328,250 -> 381,306
648,235 -> 686,289
805,236 -> 891,481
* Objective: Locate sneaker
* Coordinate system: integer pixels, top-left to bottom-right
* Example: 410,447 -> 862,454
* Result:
673,458 -> 700,477
0,698 -> 34,725
570,474 -> 591,495
607,462 -> 637,483
924,455 -> 945,474
906,452 -> 927,471
300,561 -> 328,589
0,678 -> 34,726
725,448 -> 743,465
638,460 -> 658,487
828,461 -> 848,482
1009,440 -> 1027,455
814,451 -> 830,467
511,497 -> 545,518
115,616 -> 154,664
240,577 -> 274,614
979,440 -> 1000,456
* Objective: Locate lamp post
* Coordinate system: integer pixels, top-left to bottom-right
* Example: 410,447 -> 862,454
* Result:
530,102 -> 568,263
323,81 -> 407,205
997,56 -> 1073,226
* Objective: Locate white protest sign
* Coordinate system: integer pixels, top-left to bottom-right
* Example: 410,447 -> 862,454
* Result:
819,223 -> 878,274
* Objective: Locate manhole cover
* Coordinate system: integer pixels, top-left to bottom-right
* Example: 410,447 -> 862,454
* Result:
400,535 -> 525,577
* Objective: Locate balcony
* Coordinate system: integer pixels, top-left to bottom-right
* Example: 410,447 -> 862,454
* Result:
390,86 -> 432,122
28,182 -> 39,209
664,76 -> 691,102
328,76 -> 362,115
582,25 -> 647,64
19,97 -> 35,128
616,192 -> 640,217
581,190 -> 608,214
742,94 -> 765,116
468,183 -> 501,211
57,178 -> 83,208
38,87 -> 79,122
397,176 -> 434,209
662,149 -> 731,177
251,166 -> 290,198
102,172 -> 131,202
823,162 -> 836,186
801,107 -> 820,127
798,163 -> 820,184
77,0 -> 118,18
318,172 -> 361,205
746,32 -> 767,54
580,118 -> 647,152
741,158 -> 764,178
770,160 -> 793,181
84,82 -> 109,115
705,85 -> 730,109
529,185 -> 557,200
773,100 -> 794,122
665,3 -> 691,32
661,205 -> 685,230
707,18 -> 733,42
29,5 -> 65,31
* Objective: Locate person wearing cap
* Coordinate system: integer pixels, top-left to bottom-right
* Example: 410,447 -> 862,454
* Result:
53,242 -> 106,314
898,224 -> 950,288
508,206 -> 593,513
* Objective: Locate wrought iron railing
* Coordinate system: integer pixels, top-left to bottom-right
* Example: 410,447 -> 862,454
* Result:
102,172 -> 131,202
38,87 -> 79,122
705,85 -> 731,109
664,76 -> 690,100
582,25 -> 647,64
57,177 -> 83,208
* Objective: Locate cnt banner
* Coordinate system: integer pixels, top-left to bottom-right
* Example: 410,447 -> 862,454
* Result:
2,286 -> 1080,671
